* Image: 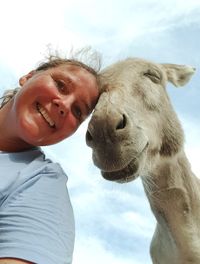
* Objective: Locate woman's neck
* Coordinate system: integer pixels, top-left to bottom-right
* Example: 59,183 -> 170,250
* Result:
0,101 -> 34,152
0,137 -> 34,152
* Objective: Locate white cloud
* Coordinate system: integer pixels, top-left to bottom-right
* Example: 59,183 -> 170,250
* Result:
180,115 -> 200,178
1,0 -> 200,74
73,237 -> 140,264
118,211 -> 155,238
0,0 -> 85,75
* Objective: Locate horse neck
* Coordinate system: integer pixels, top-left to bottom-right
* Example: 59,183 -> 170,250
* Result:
141,150 -> 200,255
142,150 -> 197,197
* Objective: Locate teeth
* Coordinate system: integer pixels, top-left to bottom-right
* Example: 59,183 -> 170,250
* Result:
36,103 -> 55,128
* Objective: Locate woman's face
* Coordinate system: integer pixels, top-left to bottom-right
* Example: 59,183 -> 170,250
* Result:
11,64 -> 99,146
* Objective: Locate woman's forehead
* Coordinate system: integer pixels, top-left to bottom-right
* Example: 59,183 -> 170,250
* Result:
51,64 -> 97,84
51,63 -> 91,74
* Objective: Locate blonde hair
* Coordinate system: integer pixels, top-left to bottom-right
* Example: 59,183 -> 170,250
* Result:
0,88 -> 20,109
0,48 -> 101,109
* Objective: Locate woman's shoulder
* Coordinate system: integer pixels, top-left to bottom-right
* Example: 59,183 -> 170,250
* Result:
0,147 -> 68,200
20,147 -> 68,180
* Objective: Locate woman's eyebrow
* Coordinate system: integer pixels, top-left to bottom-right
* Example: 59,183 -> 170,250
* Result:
64,76 -> 74,89
54,71 -> 74,86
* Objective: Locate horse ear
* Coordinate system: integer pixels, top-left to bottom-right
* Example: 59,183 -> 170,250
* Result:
162,63 -> 195,87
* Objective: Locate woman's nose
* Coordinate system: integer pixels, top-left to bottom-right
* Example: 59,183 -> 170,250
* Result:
52,97 -> 74,117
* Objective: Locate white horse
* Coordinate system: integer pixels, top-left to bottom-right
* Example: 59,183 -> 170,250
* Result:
86,58 -> 199,264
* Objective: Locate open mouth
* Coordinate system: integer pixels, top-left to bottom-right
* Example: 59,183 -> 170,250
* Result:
36,102 -> 55,128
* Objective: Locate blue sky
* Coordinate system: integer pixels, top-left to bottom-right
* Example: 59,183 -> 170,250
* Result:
0,1 -> 200,263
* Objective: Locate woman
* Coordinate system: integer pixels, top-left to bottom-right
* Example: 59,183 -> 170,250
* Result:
0,55 -> 100,264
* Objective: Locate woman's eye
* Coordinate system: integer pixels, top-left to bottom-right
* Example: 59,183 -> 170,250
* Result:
73,106 -> 82,120
55,79 -> 66,92
144,71 -> 161,84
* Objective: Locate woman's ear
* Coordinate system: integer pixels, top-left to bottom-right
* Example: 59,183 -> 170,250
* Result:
19,70 -> 36,86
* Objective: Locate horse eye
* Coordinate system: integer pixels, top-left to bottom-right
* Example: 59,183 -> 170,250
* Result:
144,71 -> 161,84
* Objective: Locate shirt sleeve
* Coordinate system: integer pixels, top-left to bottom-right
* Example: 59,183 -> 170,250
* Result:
0,163 -> 75,264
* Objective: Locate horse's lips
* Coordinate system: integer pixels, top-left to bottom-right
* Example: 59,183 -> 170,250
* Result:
101,156 -> 139,181
100,142 -> 149,182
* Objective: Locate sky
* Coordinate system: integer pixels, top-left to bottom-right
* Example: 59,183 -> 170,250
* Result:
0,0 -> 200,263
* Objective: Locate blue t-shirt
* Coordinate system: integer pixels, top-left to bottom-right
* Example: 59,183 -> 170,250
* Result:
0,148 -> 75,264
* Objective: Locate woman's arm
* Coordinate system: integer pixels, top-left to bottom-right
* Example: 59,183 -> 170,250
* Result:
0,259 -> 33,264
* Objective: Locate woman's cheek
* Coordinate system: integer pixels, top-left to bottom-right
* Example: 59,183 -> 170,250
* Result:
62,115 -> 79,137
17,114 -> 42,144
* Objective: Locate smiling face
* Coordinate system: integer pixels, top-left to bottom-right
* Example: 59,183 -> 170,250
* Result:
9,64 -> 99,147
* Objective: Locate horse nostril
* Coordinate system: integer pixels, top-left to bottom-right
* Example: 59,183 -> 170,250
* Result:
116,114 -> 127,130
86,130 -> 93,142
